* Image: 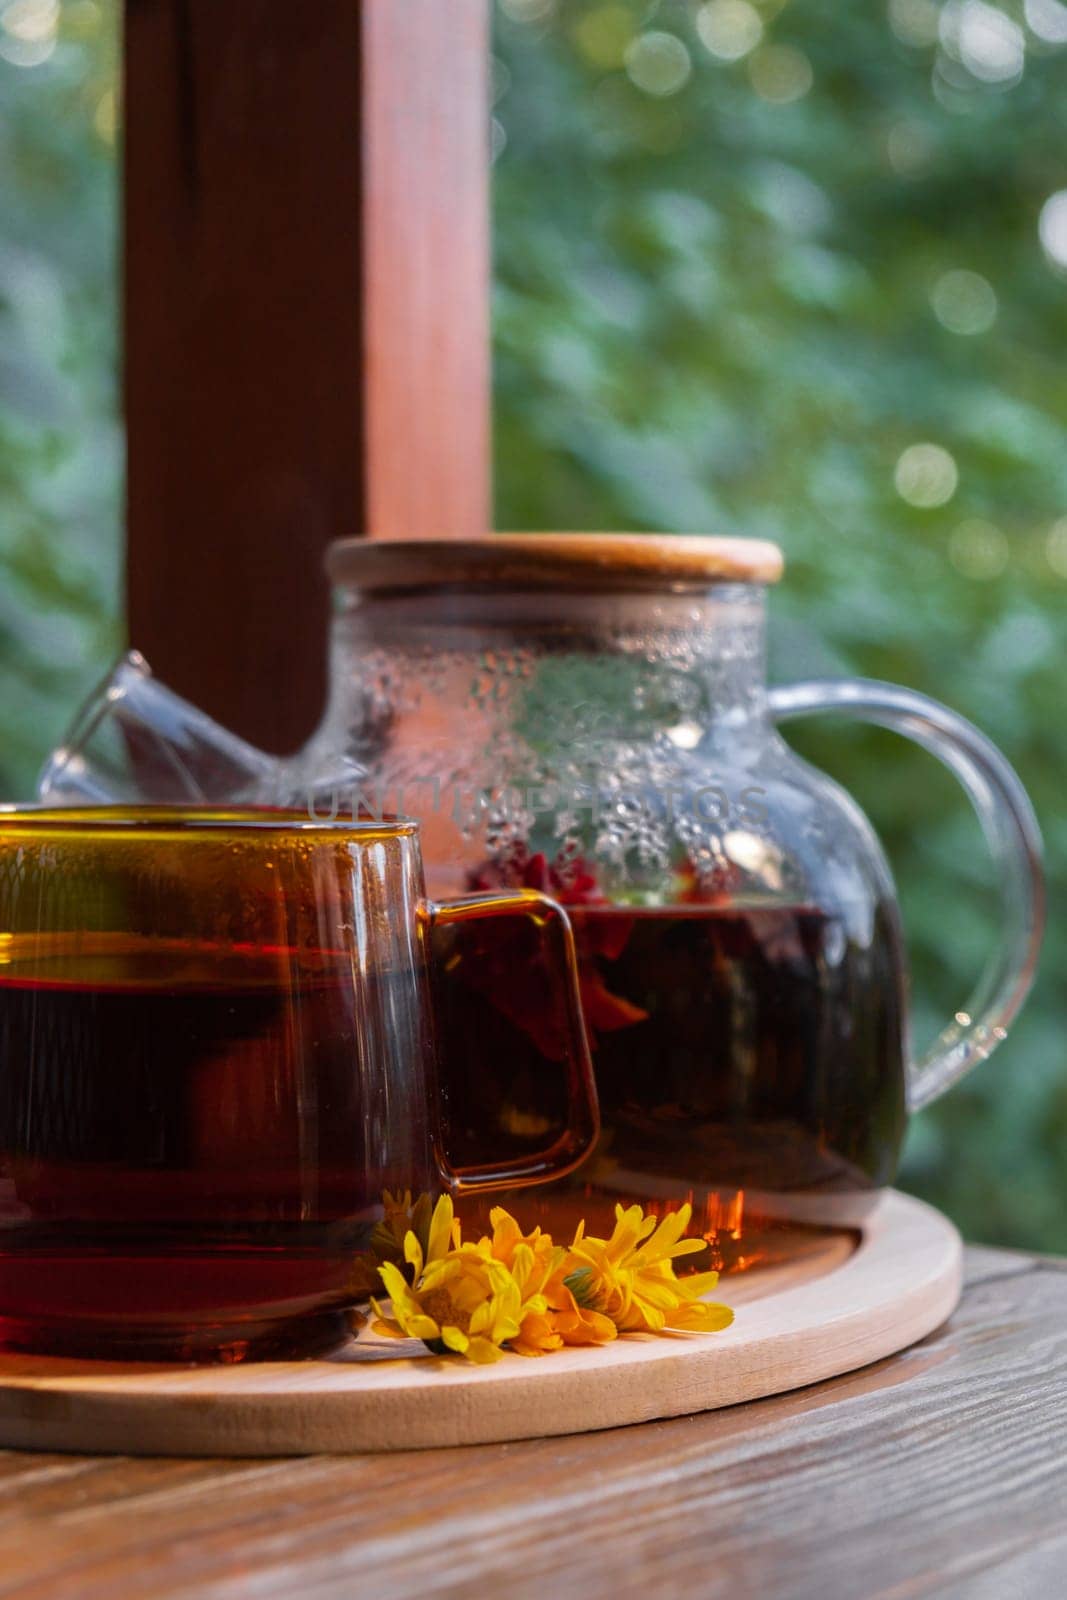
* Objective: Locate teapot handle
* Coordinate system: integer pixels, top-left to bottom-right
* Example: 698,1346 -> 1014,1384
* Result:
767,678 -> 1044,1111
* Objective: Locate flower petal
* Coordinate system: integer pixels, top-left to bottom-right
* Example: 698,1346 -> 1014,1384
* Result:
668,1301 -> 735,1332
629,1275 -> 684,1312
489,1207 -> 523,1261
370,1318 -> 410,1341
427,1193 -> 455,1263
405,1313 -> 445,1342
640,1203 -> 698,1262
619,1300 -> 666,1333
420,1258 -> 463,1294
468,1299 -> 492,1337
678,1269 -> 722,1299
403,1230 -> 424,1279
463,1337 -> 505,1364
377,1261 -> 422,1320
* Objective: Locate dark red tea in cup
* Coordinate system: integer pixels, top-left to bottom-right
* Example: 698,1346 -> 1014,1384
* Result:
0,810 -> 597,1362
0,934 -> 399,1361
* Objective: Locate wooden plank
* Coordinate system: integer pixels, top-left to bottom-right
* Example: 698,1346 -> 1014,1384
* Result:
124,0 -> 491,755
0,1245 -> 1063,1598
362,0 -> 491,543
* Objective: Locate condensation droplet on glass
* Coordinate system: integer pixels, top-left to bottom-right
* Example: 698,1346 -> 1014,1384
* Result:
823,921 -> 848,968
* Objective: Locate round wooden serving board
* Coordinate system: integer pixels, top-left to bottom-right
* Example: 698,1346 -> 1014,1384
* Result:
0,1191 -> 961,1457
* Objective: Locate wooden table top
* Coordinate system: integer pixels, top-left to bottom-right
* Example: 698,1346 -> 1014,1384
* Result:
1,1243 -> 1064,1600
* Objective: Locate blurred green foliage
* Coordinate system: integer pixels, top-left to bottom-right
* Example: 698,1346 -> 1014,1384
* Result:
0,0 -> 119,797
492,0 -> 1067,1248
0,0 -> 1062,1247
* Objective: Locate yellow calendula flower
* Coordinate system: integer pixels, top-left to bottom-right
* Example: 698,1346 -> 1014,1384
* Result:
372,1193 -> 522,1364
451,1205 -> 564,1358
483,1205 -> 553,1273
477,1205 -> 616,1352
368,1194 -> 732,1363
544,1274 -> 618,1348
400,1190 -> 457,1280
561,1202 -> 735,1336
372,1253 -> 520,1364
503,1233 -> 565,1357
350,1187 -> 439,1295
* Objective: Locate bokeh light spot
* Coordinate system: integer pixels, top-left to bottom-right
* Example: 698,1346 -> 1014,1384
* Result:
573,5 -> 634,70
895,443 -> 959,506
1038,189 -> 1067,272
747,44 -> 814,103
1025,0 -> 1067,43
0,0 -> 56,62
984,610 -> 1053,670
930,268 -> 998,334
491,55 -> 512,105
625,31 -> 692,96
94,87 -> 118,147
889,0 -> 941,48
886,120 -> 935,175
63,0 -> 101,36
939,0 -> 1026,83
753,162 -> 832,233
1,0 -> 56,40
949,519 -> 1009,577
1045,517 -> 1067,575
696,0 -> 763,62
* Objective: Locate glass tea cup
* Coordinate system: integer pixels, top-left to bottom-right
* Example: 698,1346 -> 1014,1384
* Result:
0,808 -> 598,1363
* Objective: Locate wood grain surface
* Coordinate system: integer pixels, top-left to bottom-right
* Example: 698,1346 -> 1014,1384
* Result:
361,0 -> 491,546
325,532 -> 786,591
0,1243 -> 1061,1599
0,1193 -> 959,1459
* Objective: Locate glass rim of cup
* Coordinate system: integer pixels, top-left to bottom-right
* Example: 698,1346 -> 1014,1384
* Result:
0,805 -> 420,838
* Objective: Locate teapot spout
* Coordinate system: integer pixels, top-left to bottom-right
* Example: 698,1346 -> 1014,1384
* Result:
37,651 -> 282,806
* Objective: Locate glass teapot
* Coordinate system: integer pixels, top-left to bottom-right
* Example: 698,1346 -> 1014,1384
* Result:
41,535 -> 1043,1267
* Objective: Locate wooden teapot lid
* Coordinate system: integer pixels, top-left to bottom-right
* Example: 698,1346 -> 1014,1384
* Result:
326,534 -> 784,592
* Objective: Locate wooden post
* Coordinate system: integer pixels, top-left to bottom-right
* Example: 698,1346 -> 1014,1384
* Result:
124,0 -> 491,754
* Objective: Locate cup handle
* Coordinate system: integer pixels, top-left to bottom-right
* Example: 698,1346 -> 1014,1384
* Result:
768,678 -> 1044,1111
427,889 -> 599,1192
